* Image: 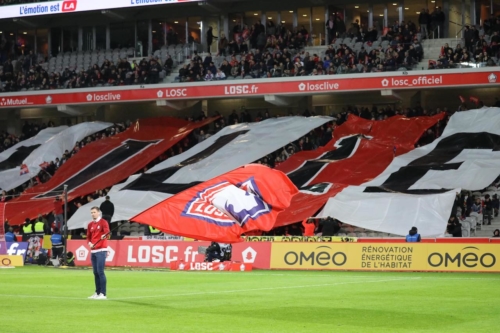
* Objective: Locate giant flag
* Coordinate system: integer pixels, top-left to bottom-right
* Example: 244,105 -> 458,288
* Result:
132,164 -> 298,243
318,107 -> 500,236
0,126 -> 67,190
0,122 -> 112,192
68,116 -> 332,230
274,113 -> 446,226
5,117 -> 216,225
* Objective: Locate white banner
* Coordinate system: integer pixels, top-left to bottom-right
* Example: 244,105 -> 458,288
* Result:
0,122 -> 112,192
318,187 -> 459,237
364,107 -> 500,191
319,107 -> 500,236
0,0 -> 201,20
0,126 -> 67,191
68,116 -> 332,229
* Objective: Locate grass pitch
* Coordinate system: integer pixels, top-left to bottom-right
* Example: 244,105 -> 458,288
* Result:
1,266 -> 499,333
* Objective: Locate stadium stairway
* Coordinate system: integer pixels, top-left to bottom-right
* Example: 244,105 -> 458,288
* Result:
416,37 -> 464,70
474,214 -> 500,237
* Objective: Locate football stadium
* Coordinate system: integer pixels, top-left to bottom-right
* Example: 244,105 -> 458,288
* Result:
0,0 -> 499,332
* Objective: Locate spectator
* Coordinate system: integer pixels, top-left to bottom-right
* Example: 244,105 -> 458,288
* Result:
214,68 -> 226,80
99,196 -> 114,227
320,217 -> 340,236
5,227 -> 15,242
492,194 -> 499,217
207,26 -> 217,52
483,194 -> 493,225
446,215 -> 462,237
302,218 -> 316,237
406,227 -> 421,242
493,229 -> 500,238
218,33 -> 228,56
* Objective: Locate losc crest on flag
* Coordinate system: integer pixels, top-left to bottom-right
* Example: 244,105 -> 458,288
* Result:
19,164 -> 29,175
132,164 -> 298,243
181,177 -> 271,227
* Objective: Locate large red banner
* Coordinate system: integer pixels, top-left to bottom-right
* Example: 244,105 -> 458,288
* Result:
67,240 -> 272,269
274,114 -> 445,225
132,164 -> 299,243
0,70 -> 497,108
5,117 -> 216,225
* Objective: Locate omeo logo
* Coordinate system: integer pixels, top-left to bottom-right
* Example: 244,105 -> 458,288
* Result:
284,245 -> 347,267
298,81 -> 340,92
127,245 -> 201,263
0,97 -> 30,106
86,93 -> 121,102
381,76 -> 443,88
224,85 -> 259,95
182,177 -> 271,227
427,246 -> 496,268
157,88 -> 188,98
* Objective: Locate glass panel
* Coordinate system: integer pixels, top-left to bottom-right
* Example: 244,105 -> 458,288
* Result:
18,29 -> 35,55
312,7 -> 325,45
229,13 -> 242,44
387,3 -> 398,28
82,26 -> 93,51
95,26 -> 106,51
345,3 -> 367,37
373,4 -> 386,32
62,27 -> 78,53
280,10 -> 294,32
166,19 -> 184,45
137,20 -> 149,57
152,19 -> 165,52
50,28 -> 62,55
109,22 -> 135,50
36,29 -> 49,57
265,11 -> 279,36
244,11 -> 261,27
188,16 -> 201,44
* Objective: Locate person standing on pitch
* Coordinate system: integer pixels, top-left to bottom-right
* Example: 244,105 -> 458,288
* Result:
87,207 -> 110,300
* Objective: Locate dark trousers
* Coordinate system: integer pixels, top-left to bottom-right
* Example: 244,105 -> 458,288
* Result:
483,208 -> 493,225
102,215 -> 115,236
52,246 -> 63,259
91,251 -> 107,295
205,251 -> 221,262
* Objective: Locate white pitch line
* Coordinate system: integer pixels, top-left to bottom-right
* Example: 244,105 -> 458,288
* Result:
122,270 -> 500,281
0,277 -> 419,301
109,277 -> 420,301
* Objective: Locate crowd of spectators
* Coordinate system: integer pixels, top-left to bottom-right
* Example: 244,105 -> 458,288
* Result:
430,16 -> 500,69
0,120 -> 51,153
0,55 -> 174,92
178,18 -> 423,82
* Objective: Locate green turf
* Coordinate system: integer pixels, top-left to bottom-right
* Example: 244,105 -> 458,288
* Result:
1,266 -> 499,333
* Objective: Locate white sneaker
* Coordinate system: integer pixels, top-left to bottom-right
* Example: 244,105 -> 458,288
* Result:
95,293 -> 107,300
88,293 -> 98,299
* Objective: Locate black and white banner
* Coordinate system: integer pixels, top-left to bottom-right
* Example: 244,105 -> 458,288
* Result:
319,108 -> 500,236
68,116 -> 332,229
0,122 -> 112,191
